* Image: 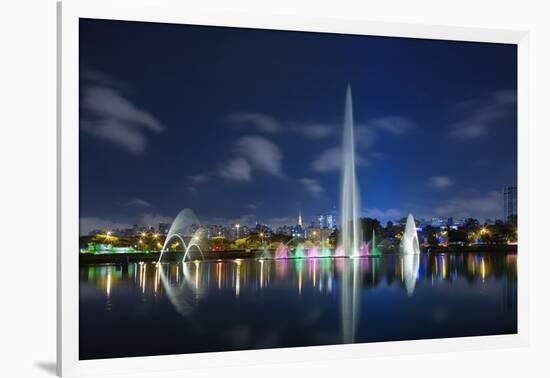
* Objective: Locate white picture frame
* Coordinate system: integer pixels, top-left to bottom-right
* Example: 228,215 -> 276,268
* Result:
57,0 -> 529,376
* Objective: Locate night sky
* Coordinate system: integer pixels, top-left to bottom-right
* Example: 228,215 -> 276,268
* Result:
79,18 -> 517,235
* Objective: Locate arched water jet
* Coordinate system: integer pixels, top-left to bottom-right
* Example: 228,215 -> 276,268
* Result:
157,209 -> 205,264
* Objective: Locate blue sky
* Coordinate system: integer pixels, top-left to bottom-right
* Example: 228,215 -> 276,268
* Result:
79,19 -> 517,234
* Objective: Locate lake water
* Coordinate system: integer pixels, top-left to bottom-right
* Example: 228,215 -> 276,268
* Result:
79,252 -> 517,359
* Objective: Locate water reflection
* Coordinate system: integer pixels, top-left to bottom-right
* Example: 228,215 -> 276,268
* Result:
80,252 -> 517,358
81,253 -> 517,300
403,252 -> 420,296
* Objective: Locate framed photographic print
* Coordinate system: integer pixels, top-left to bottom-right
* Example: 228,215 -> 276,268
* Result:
57,0 -> 529,376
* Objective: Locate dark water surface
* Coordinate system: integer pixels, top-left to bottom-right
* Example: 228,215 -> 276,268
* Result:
79,252 -> 517,359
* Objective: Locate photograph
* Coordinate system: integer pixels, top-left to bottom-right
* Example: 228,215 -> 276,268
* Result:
78,18 -> 518,360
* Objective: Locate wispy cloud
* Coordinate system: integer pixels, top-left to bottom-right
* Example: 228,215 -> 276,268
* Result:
355,125 -> 376,148
226,113 -> 281,134
363,208 -> 401,221
288,123 -> 335,139
234,136 -> 284,177
80,72 -> 165,154
227,112 -> 335,139
227,112 -> 414,144
433,190 -> 502,220
430,176 -> 454,189
244,203 -> 257,211
366,116 -> 415,135
298,178 -> 324,196
219,157 -> 252,181
189,173 -> 209,184
312,147 -> 368,173
449,90 -> 516,140
122,198 -> 152,208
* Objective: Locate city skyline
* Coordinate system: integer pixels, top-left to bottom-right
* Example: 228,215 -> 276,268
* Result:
79,19 -> 517,235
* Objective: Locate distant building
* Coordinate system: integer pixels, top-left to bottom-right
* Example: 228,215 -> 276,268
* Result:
503,186 -> 517,222
431,217 -> 450,228
158,223 -> 171,235
308,227 -> 332,242
316,209 -> 337,230
276,225 -> 294,236
453,218 -> 465,227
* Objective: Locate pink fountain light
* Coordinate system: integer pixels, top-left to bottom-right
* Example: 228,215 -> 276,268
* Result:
359,242 -> 370,256
334,245 -> 345,257
274,243 -> 289,259
306,245 -> 319,258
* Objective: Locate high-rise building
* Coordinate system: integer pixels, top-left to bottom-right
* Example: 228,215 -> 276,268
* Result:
431,217 -> 448,227
298,210 -> 303,227
503,186 -> 517,222
326,213 -> 336,229
316,209 -> 337,230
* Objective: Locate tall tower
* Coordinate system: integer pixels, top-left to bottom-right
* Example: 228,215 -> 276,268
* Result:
298,210 -> 303,227
502,186 -> 517,222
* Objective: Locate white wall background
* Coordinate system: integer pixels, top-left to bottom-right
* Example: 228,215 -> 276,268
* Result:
1,0 -> 549,377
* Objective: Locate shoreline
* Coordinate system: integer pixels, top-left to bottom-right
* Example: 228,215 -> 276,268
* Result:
79,244 -> 517,264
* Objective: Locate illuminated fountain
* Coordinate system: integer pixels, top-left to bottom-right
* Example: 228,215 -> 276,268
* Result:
339,85 -> 363,257
401,213 -> 420,255
339,85 -> 363,343
274,243 -> 290,259
319,245 -> 332,258
401,213 -> 420,295
157,208 -> 205,264
306,245 -> 319,258
359,242 -> 369,256
260,245 -> 271,259
334,245 -> 345,257
293,243 -> 306,259
369,230 -> 380,256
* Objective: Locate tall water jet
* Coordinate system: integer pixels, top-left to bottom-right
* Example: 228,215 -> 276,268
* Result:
339,85 -> 363,257
370,229 -> 380,256
401,214 -> 420,255
338,85 -> 363,342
